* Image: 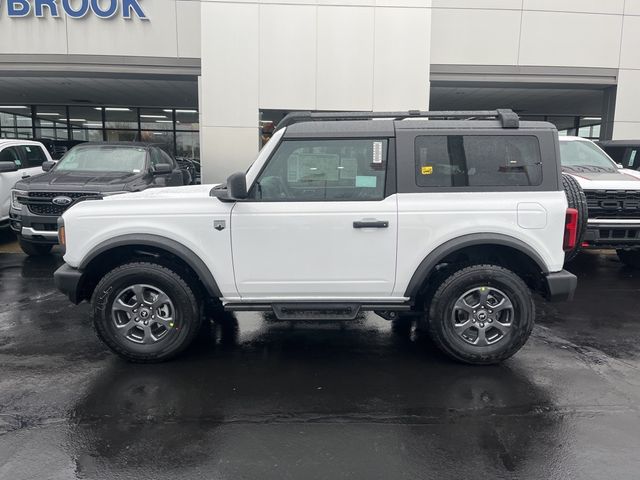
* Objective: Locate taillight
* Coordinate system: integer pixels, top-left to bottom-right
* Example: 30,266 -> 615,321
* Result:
564,208 -> 578,251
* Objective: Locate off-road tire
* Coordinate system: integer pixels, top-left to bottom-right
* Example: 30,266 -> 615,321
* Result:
426,264 -> 534,365
92,262 -> 202,363
562,173 -> 588,262
617,249 -> 640,269
18,237 -> 53,256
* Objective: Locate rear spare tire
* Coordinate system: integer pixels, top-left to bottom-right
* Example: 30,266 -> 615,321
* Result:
562,173 -> 588,262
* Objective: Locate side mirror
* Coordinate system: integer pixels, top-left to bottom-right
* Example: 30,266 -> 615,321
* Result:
42,161 -> 56,172
227,172 -> 248,200
0,161 -> 18,173
153,163 -> 173,174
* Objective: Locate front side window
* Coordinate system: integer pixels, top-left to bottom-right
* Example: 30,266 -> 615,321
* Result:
624,148 -> 639,169
415,135 -> 543,188
55,146 -> 148,173
18,145 -> 46,168
559,140 -> 617,173
252,139 -> 388,201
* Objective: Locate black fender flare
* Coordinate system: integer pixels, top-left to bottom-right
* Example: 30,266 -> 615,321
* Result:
403,233 -> 550,298
79,234 -> 222,298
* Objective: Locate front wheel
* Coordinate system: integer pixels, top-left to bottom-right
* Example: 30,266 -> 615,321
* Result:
92,262 -> 202,363
426,264 -> 534,365
617,249 -> 640,269
18,237 -> 53,256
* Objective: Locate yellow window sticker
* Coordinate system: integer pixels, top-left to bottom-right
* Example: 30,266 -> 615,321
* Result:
421,166 -> 433,175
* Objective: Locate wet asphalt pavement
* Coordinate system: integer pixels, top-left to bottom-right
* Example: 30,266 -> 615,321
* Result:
1,248 -> 640,479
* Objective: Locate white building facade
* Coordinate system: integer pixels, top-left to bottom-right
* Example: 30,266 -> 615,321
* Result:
0,0 -> 638,182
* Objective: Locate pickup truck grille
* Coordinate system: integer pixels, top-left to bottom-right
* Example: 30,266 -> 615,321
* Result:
584,190 -> 640,219
24,192 -> 101,216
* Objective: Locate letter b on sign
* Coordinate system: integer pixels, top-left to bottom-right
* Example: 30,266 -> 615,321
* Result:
8,0 -> 31,16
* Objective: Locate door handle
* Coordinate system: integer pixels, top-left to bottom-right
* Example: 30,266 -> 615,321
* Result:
353,220 -> 389,229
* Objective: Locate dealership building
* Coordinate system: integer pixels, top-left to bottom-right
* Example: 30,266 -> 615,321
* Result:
0,0 -> 638,182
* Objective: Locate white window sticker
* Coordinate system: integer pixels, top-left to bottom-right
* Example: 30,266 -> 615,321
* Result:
372,141 -> 383,164
630,150 -> 637,167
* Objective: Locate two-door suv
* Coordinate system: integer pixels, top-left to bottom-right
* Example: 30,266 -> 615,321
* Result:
54,110 -> 578,364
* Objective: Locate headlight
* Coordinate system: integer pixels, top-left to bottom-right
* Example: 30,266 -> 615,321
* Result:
11,190 -> 27,210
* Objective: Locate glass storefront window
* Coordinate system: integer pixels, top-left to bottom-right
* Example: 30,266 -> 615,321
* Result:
69,107 -> 104,141
0,107 -> 32,138
578,117 -> 601,140
35,106 -> 68,140
72,129 -> 103,142
175,109 -> 199,131
140,108 -> 173,130
104,107 -> 138,129
0,104 -> 201,180
106,130 -> 138,142
176,131 -> 200,161
141,130 -> 175,154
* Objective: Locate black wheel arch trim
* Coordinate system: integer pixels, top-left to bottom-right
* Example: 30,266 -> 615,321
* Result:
403,233 -> 550,298
79,234 -> 223,298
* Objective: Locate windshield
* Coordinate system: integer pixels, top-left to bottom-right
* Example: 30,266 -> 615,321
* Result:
559,140 -> 617,173
55,146 -> 147,173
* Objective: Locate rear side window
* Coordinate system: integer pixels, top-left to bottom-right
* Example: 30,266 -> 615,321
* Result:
415,135 -> 543,188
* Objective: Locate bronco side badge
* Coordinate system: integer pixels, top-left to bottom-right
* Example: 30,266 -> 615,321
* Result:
214,220 -> 226,231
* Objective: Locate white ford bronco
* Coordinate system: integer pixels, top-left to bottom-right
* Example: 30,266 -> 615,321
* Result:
54,110 -> 578,364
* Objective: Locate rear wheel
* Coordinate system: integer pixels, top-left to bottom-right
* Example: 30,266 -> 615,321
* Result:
426,264 -> 534,365
18,237 -> 53,256
562,173 -> 588,262
617,249 -> 640,269
92,262 -> 202,363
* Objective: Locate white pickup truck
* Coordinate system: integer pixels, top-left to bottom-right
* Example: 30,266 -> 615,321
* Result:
0,139 -> 53,230
53,110 -> 578,364
560,136 -> 640,267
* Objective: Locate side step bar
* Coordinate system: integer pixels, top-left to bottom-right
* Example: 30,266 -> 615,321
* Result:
224,302 -> 413,321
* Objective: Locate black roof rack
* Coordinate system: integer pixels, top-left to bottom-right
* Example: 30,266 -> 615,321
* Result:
276,109 -> 520,131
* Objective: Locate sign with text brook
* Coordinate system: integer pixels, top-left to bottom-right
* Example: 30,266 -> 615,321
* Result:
2,0 -> 148,19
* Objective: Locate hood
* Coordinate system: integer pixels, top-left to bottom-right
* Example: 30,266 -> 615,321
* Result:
103,183 -> 219,201
563,167 -> 640,190
15,170 -> 144,192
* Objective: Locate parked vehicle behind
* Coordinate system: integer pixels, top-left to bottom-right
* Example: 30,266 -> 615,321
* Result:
598,140 -> 640,171
0,140 -> 53,230
10,142 -> 186,256
54,110 -> 577,365
560,136 -> 640,267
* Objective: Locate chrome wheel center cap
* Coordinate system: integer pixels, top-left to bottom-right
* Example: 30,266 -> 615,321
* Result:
476,310 -> 488,321
140,309 -> 150,319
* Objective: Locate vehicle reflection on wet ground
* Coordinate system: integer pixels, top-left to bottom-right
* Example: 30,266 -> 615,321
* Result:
0,250 -> 639,479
